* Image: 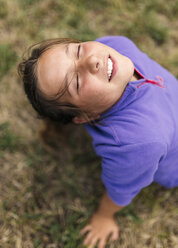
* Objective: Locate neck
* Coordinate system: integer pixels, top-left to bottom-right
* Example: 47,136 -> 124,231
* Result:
130,70 -> 142,81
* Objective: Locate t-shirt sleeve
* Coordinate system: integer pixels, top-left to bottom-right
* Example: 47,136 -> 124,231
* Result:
98,141 -> 166,206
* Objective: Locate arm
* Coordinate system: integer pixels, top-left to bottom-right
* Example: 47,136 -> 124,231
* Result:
80,192 -> 124,248
96,192 -> 124,217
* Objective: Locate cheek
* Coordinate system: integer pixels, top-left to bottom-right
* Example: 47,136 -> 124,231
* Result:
81,78 -> 101,99
84,41 -> 100,52
82,84 -> 109,108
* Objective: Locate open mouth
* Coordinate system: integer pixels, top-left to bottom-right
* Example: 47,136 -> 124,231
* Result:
107,55 -> 117,82
107,56 -> 113,81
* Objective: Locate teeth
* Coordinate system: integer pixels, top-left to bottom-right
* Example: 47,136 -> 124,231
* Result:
107,57 -> 113,81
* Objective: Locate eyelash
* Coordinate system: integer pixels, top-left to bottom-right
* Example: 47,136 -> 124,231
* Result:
76,44 -> 81,92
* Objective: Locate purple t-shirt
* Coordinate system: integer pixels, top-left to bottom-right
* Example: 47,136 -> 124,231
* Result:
84,36 -> 178,206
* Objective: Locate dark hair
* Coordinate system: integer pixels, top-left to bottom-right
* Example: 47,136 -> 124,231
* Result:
18,38 -> 89,124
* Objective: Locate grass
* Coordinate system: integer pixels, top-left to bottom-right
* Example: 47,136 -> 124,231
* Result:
0,122 -> 20,152
0,44 -> 17,79
0,0 -> 8,18
0,0 -> 178,247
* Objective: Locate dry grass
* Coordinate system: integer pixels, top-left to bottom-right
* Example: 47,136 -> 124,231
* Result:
0,0 -> 178,247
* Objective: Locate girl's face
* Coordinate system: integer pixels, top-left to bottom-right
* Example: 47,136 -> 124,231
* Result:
37,41 -> 135,123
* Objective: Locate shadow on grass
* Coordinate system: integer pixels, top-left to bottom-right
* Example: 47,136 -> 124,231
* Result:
20,121 -> 178,247
20,122 -> 102,246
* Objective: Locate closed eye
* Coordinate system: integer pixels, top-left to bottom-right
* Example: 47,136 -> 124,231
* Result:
76,74 -> 79,92
76,44 -> 81,92
77,44 -> 81,59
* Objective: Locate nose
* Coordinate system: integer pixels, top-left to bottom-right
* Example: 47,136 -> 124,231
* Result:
77,55 -> 100,74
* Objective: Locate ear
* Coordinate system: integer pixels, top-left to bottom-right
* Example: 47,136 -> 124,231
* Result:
72,114 -> 100,124
72,116 -> 87,124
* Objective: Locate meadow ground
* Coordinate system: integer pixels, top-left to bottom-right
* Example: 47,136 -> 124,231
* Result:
0,0 -> 178,247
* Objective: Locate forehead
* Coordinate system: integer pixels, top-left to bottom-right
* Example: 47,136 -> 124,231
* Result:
37,44 -> 66,97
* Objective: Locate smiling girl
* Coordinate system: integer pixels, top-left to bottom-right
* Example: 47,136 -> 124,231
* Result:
18,36 -> 178,248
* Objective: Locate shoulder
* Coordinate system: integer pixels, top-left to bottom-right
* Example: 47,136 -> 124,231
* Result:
95,35 -> 135,45
85,113 -> 166,149
95,36 -> 146,65
95,36 -> 139,53
105,106 -> 166,146
84,121 -> 118,148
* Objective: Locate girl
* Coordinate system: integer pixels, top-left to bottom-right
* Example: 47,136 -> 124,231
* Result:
18,36 -> 178,248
